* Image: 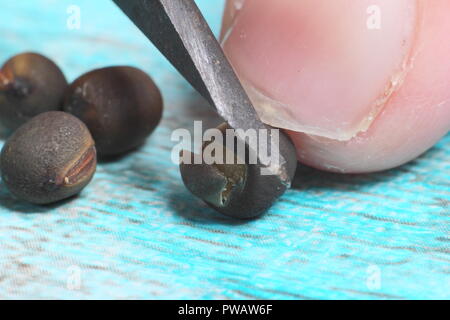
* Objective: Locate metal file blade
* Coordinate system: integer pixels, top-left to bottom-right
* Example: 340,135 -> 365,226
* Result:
113,0 -> 298,216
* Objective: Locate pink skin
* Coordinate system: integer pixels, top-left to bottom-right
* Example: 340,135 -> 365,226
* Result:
221,0 -> 450,173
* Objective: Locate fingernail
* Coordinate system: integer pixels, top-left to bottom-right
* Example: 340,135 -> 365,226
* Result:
222,0 -> 419,141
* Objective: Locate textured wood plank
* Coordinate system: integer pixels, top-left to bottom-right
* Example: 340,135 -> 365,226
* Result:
0,0 -> 448,299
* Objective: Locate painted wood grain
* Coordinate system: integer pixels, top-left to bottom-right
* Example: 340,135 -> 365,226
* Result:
0,0 -> 448,299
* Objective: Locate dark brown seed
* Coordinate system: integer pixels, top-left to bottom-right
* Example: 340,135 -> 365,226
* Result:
63,66 -> 163,157
0,111 -> 97,204
180,150 -> 247,208
0,52 -> 68,132
180,123 -> 252,218
179,122 -> 296,219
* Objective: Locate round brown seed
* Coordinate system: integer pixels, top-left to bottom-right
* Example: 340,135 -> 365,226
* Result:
0,111 -> 97,204
0,52 -> 68,132
179,122 -> 297,219
180,123 -> 248,210
63,66 -> 163,157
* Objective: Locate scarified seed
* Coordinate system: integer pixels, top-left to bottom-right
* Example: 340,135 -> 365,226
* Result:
0,111 -> 97,204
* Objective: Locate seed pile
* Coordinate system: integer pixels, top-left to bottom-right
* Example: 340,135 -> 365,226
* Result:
0,52 -> 163,204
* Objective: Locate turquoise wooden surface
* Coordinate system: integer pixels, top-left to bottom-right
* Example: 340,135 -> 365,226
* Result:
0,0 -> 448,300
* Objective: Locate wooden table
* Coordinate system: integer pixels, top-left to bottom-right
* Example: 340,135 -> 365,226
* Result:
0,0 -> 448,299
